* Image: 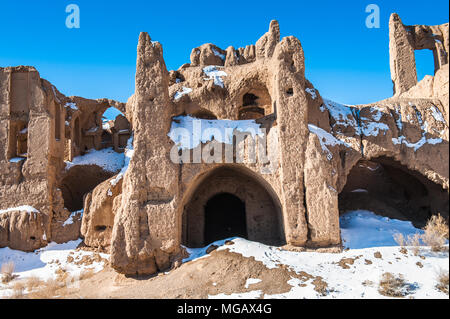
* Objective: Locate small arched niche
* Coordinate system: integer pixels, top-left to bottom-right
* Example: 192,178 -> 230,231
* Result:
238,86 -> 272,120
182,166 -> 285,247
339,157 -> 449,228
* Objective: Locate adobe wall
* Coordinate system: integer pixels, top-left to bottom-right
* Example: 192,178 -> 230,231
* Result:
0,66 -> 130,251
390,13 -> 449,95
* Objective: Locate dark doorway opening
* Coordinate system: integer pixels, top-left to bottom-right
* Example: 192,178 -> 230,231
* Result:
204,193 -> 247,244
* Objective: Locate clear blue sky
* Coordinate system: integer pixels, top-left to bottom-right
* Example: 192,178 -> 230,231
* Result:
0,0 -> 448,105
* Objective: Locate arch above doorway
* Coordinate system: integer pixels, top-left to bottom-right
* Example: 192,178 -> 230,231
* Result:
182,165 -> 285,247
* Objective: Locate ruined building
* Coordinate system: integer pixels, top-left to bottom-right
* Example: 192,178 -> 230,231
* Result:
0,13 -> 448,275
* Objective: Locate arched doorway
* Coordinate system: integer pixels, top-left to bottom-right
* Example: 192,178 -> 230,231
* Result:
204,193 -> 247,244
182,166 -> 285,247
339,156 -> 449,228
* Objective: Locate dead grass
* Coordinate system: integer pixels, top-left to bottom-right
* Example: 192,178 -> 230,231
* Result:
9,281 -> 26,299
1,261 -> 17,284
408,234 -> 422,256
27,278 -> 66,299
393,215 -> 448,253
436,269 -> 449,295
393,233 -> 406,247
393,233 -> 422,255
378,272 -> 410,298
422,215 -> 449,252
25,276 -> 43,292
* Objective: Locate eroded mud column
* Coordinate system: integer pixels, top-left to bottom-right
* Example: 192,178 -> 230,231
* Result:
271,36 -> 310,246
110,33 -> 180,275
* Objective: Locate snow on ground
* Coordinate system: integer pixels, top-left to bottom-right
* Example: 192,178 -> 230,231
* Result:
245,278 -> 262,288
65,147 -> 125,173
183,210 -> 448,299
340,210 -> 425,249
1,210 -> 447,299
0,239 -> 108,298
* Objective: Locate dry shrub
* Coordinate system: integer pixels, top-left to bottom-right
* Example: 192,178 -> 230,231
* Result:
27,278 -> 65,299
407,233 -> 422,256
1,261 -> 17,284
79,269 -> 95,281
394,233 -> 406,247
394,233 -> 422,255
25,276 -> 43,292
422,215 -> 449,252
7,281 -> 26,299
436,269 -> 449,295
426,215 -> 449,239
378,272 -> 410,298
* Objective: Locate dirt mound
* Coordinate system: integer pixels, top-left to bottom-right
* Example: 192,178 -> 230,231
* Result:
59,249 -> 302,299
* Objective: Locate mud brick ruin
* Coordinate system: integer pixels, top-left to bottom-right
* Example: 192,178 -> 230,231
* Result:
0,13 -> 448,275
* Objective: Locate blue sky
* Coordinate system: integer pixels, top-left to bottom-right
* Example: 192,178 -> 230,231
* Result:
0,0 -> 448,106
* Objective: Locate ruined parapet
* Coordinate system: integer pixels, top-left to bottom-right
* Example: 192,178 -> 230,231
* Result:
190,43 -> 226,67
389,13 -> 449,95
256,20 -> 280,59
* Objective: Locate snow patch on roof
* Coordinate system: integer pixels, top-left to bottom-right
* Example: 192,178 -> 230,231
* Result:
430,106 -> 446,124
323,99 -> 357,128
110,136 -> 135,187
0,206 -> 39,215
212,48 -> 225,60
308,124 -> 350,160
203,66 -> 227,88
174,87 -> 193,101
65,147 -> 125,173
305,88 -> 317,99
